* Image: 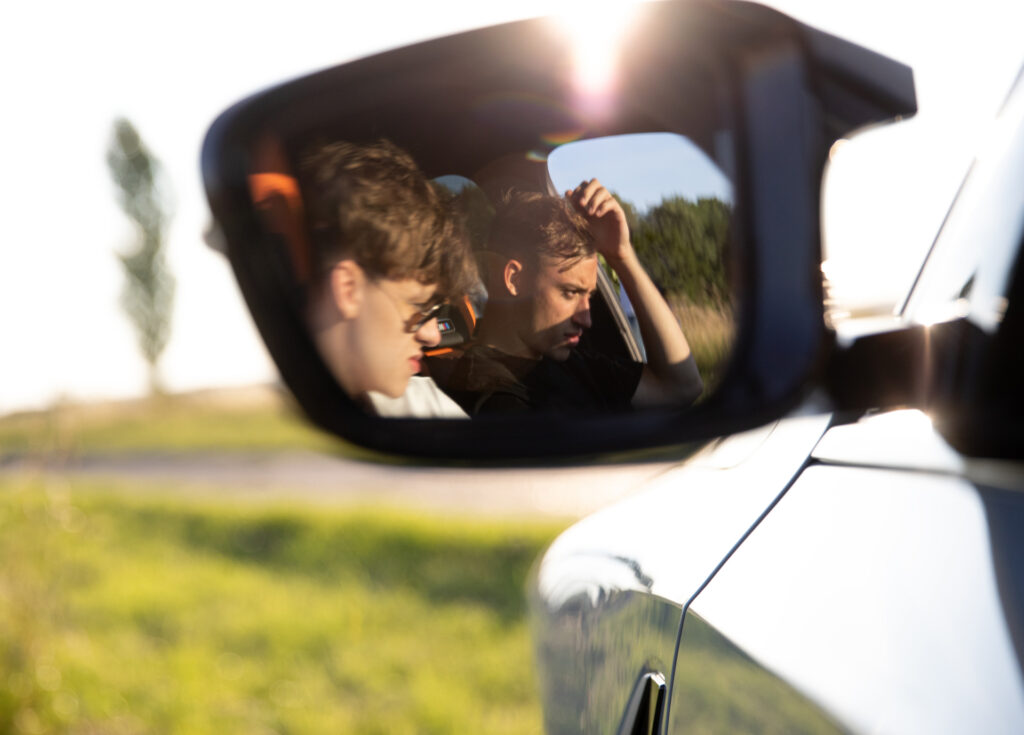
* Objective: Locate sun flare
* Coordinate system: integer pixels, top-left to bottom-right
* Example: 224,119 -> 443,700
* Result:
550,2 -> 642,105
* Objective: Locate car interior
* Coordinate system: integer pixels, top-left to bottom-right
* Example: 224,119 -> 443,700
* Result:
245,132 -> 646,406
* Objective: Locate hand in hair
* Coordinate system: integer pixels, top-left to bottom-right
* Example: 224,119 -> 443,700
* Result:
567,179 -> 701,407
565,178 -> 632,263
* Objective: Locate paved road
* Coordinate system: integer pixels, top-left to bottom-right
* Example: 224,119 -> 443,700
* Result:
1,450 -> 682,518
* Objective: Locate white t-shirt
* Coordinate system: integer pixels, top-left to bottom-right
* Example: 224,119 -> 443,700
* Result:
367,376 -> 468,419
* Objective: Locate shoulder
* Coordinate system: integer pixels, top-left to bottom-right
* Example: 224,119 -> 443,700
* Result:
443,344 -> 536,414
452,344 -> 533,389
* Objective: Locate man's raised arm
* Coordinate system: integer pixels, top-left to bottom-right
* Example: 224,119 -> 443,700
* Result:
566,179 -> 703,407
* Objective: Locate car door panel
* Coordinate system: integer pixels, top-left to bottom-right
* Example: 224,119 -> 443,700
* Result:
532,588 -> 681,735
669,610 -> 846,734
529,410 -> 833,733
679,458 -> 1024,733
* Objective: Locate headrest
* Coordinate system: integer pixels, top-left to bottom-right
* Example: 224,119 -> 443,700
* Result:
248,172 -> 312,284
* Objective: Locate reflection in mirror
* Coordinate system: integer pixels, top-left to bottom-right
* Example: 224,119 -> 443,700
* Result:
547,133 -> 735,396
422,132 -> 734,417
257,133 -> 734,420
289,140 -> 479,419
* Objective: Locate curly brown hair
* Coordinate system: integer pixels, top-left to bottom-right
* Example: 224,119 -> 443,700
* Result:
486,189 -> 594,266
300,140 -> 477,300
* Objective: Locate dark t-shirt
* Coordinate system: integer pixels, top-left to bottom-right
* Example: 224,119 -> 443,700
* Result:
442,344 -> 644,415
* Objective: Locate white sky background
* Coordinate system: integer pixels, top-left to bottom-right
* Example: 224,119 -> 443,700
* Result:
1,0 -> 1022,415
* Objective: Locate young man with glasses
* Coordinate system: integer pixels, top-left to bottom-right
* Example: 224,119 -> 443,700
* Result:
301,140 -> 477,417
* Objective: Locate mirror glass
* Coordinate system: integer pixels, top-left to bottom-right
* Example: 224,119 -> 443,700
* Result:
547,133 -> 735,394
282,133 -> 734,419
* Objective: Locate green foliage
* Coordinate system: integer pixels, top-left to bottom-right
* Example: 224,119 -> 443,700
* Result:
631,195 -> 732,307
107,118 -> 175,393
0,478 -> 563,734
612,192 -> 735,395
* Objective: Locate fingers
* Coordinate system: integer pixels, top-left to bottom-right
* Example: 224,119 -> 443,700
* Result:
566,178 -> 617,218
591,188 -> 615,218
567,178 -> 602,211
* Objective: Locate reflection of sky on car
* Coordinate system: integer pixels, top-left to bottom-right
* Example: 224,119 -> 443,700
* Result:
547,133 -> 733,212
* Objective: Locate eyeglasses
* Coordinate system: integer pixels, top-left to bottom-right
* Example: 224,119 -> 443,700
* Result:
373,281 -> 445,333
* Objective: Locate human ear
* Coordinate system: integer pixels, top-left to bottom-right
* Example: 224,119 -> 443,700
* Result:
503,259 -> 524,297
327,260 -> 366,319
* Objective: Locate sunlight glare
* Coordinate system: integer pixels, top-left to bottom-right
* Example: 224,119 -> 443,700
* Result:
916,298 -> 970,327
872,408 -> 934,434
828,138 -> 849,162
552,2 -> 641,106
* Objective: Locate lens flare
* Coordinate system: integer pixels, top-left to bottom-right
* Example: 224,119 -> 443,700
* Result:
540,129 -> 586,146
550,2 -> 641,115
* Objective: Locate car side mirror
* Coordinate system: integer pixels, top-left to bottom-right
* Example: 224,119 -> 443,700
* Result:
202,0 -> 915,460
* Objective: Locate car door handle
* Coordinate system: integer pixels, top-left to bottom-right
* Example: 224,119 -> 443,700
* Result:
618,671 -> 667,735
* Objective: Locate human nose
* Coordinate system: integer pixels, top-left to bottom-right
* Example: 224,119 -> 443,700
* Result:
415,317 -> 442,348
573,297 -> 592,329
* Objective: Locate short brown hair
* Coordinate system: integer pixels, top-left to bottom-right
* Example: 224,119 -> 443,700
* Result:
487,190 -> 594,266
300,139 -> 477,299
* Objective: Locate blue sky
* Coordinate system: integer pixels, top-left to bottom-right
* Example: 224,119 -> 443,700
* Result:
548,133 -> 732,211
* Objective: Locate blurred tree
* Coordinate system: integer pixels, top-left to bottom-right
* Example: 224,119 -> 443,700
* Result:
106,118 -> 175,393
632,195 -> 731,306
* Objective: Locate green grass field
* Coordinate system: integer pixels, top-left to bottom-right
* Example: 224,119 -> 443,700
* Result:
667,297 -> 735,398
0,389 -> 343,458
0,476 -> 564,734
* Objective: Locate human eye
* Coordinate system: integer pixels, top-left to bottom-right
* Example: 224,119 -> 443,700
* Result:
411,295 -> 439,312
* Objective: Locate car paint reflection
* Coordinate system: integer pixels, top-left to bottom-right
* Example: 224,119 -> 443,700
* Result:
689,460 -> 1024,733
535,411 -> 834,609
531,582 -> 680,735
530,411 -> 833,731
670,612 -> 844,734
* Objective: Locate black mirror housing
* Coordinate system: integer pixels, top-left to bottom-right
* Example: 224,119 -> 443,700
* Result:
202,0 -> 915,460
